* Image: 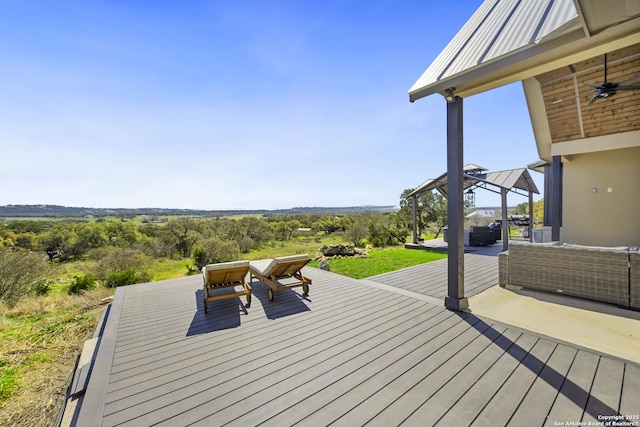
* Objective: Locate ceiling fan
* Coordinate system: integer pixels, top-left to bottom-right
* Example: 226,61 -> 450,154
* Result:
586,53 -> 640,105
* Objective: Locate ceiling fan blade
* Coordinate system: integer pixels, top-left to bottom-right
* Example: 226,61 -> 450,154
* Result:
584,83 -> 604,89
587,96 -> 598,105
616,85 -> 640,91
617,76 -> 640,86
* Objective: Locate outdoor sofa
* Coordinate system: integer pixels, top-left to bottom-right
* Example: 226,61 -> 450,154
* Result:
464,225 -> 497,246
499,241 -> 640,310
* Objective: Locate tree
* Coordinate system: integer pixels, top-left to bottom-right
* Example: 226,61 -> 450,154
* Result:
0,249 -> 48,306
431,193 -> 448,237
467,213 -> 483,227
89,247 -> 152,286
67,223 -> 109,260
311,216 -> 344,234
533,199 -> 544,224
399,189 -> 448,238
191,236 -> 240,269
270,218 -> 301,240
158,218 -> 200,257
514,202 -> 529,215
15,232 -> 37,251
104,221 -> 145,250
345,218 -> 368,247
349,212 -> 406,248
37,223 -> 75,261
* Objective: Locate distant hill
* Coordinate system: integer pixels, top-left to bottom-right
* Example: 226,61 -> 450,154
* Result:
0,204 -> 398,219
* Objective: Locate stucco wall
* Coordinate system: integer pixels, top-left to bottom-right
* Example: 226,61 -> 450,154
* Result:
562,146 -> 640,246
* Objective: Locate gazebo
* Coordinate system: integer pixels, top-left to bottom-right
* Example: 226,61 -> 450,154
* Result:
408,165 -> 539,251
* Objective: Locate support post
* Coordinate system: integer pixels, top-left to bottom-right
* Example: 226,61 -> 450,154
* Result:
501,187 -> 509,251
528,191 -> 534,243
444,96 -> 468,312
543,164 -> 551,226
551,155 -> 562,241
412,195 -> 418,244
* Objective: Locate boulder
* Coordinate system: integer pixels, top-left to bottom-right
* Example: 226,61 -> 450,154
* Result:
318,258 -> 330,271
317,243 -> 368,259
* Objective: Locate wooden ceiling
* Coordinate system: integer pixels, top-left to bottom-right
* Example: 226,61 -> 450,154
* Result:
535,43 -> 640,144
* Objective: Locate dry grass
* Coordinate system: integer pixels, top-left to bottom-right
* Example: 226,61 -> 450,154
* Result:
0,288 -> 113,427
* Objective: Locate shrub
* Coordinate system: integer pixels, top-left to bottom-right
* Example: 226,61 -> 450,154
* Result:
105,268 -> 139,288
0,249 -> 48,306
68,275 -> 96,294
192,237 -> 240,270
0,367 -> 20,402
237,236 -> 255,254
88,247 -> 152,286
33,280 -> 52,296
192,247 -> 207,270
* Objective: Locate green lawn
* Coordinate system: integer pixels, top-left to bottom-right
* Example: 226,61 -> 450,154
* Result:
140,235 -> 447,282
309,246 -> 447,279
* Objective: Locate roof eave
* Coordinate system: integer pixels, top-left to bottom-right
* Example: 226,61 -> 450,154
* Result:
409,27 -> 584,102
409,15 -> 640,102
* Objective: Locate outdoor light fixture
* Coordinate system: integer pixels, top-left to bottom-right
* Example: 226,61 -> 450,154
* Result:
444,87 -> 457,103
465,188 -> 475,208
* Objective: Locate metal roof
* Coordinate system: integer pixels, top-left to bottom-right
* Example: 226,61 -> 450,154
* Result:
408,0 -> 579,101
408,0 -> 640,102
481,168 -> 539,194
408,166 -> 539,199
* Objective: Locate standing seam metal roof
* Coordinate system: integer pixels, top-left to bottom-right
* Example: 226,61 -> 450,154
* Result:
408,166 -> 539,198
409,0 -> 578,97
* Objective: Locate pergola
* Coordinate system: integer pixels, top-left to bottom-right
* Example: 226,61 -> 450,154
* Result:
408,165 -> 539,251
408,0 -> 640,311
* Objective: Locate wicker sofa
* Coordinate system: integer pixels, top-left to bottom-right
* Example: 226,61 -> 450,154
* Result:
632,250 -> 640,310
499,241 -> 639,310
464,226 -> 497,246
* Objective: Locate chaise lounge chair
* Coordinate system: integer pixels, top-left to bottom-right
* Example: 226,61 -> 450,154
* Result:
250,254 -> 312,301
202,260 -> 252,313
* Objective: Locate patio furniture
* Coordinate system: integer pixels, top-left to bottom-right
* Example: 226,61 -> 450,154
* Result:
202,260 -> 252,313
631,249 -> 640,310
250,254 -> 312,301
499,241 -> 634,309
488,221 -> 502,242
464,226 -> 496,246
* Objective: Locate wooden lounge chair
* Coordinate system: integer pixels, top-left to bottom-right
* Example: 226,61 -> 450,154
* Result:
202,260 -> 252,313
250,254 -> 312,301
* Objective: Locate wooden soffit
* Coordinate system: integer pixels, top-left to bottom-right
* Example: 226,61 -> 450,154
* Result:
534,43 -> 640,144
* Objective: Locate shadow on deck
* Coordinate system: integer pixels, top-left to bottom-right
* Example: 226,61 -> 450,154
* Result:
62,261 -> 640,426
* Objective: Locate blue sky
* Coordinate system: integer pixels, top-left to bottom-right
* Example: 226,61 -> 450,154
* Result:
0,0 -> 543,210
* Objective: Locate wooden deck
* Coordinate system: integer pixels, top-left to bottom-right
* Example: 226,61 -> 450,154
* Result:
369,246 -> 500,299
68,259 -> 640,426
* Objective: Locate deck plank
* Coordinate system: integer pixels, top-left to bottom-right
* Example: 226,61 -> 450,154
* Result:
470,338 -> 557,427
178,302 -> 442,426
72,261 -> 640,427
582,357 -> 625,421
260,310 -> 467,426
105,290 -> 433,425
544,350 -> 599,424
106,287 -> 402,401
434,332 -> 539,426
620,363 -> 640,418
365,324 -> 509,426
368,253 -> 498,299
331,315 -> 494,427
105,294 -> 416,413
402,327 -> 525,426
507,343 -> 578,426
